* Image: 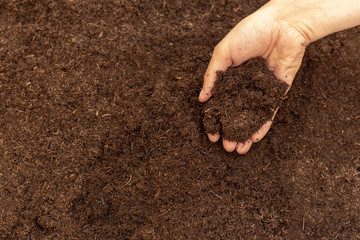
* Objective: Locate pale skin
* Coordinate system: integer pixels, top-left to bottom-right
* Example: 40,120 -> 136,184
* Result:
199,0 -> 360,154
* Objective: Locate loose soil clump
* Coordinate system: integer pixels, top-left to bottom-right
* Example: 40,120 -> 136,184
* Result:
203,58 -> 288,142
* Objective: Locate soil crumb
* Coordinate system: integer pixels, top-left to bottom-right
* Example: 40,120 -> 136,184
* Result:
203,58 -> 289,142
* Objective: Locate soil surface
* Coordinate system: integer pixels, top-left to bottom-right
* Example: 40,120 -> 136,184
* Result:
203,58 -> 288,142
0,0 -> 359,239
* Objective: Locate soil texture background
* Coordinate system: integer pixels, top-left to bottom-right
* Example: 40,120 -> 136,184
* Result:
0,0 -> 359,239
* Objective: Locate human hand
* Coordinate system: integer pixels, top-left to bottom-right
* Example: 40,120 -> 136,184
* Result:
200,0 -> 360,154
199,1 -> 312,154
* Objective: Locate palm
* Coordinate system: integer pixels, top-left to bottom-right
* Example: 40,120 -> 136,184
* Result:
199,7 -> 308,154
225,11 -> 307,85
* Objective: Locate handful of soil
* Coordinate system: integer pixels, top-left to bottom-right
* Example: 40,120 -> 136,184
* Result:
203,58 -> 289,143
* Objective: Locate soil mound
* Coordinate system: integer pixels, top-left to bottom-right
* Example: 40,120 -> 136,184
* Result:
203,58 -> 288,142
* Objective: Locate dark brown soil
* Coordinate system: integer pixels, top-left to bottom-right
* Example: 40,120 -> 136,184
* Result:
0,0 -> 359,239
203,58 -> 288,142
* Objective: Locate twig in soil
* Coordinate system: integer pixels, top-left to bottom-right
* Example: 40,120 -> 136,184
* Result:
320,90 -> 327,99
148,144 -> 161,156
122,174 -> 132,187
302,218 -> 305,230
214,194 -> 223,199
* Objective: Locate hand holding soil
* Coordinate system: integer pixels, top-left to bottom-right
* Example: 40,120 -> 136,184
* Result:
203,58 -> 288,153
199,0 -> 360,154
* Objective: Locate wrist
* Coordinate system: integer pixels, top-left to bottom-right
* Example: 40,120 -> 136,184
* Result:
269,0 -> 360,43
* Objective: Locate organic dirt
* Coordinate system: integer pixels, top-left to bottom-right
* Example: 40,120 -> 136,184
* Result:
0,0 -> 359,239
203,58 -> 288,142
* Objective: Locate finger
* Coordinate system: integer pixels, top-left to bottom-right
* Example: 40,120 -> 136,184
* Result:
251,120 -> 273,143
207,133 -> 220,143
199,42 -> 233,103
251,109 -> 278,143
236,139 -> 252,154
223,139 -> 237,152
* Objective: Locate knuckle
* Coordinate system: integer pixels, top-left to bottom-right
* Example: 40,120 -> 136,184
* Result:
214,43 -> 225,55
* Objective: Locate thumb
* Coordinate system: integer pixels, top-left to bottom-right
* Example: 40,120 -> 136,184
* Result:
199,42 -> 233,102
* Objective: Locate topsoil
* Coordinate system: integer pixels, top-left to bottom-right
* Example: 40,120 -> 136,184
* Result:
0,0 -> 359,239
203,58 -> 289,142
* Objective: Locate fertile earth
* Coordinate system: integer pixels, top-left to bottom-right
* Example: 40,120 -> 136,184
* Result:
203,57 -> 289,142
0,0 -> 359,239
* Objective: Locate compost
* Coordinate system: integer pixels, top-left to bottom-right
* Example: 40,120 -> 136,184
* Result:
203,57 -> 288,142
0,0 -> 359,239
